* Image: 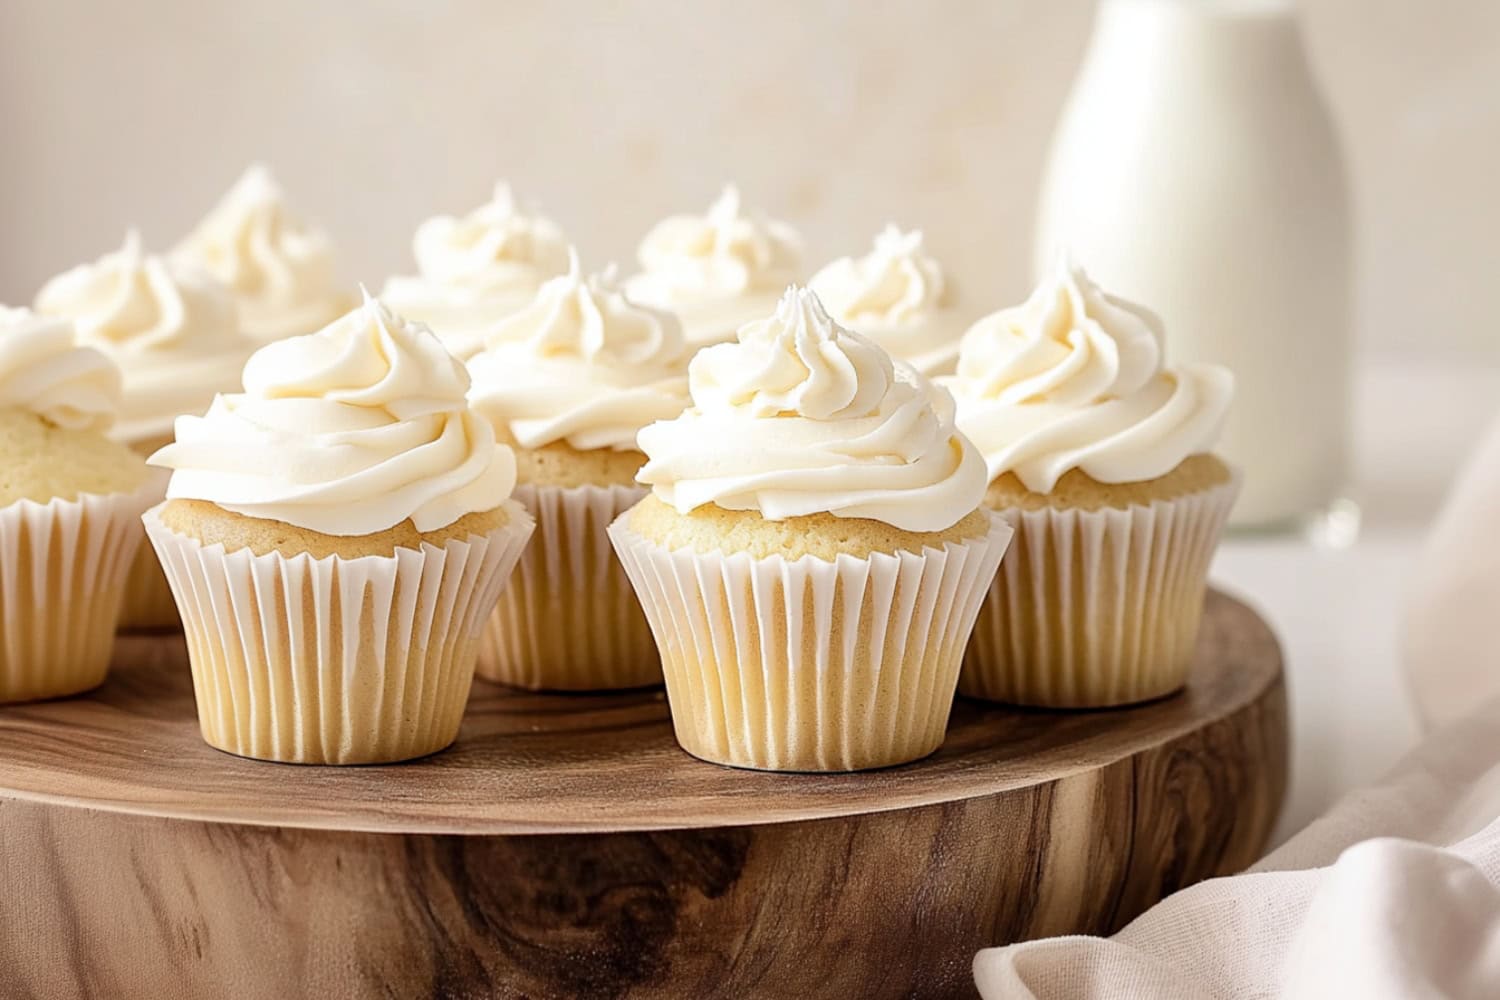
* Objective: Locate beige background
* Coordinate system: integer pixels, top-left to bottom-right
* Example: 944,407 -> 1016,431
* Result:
1,0 -> 1496,360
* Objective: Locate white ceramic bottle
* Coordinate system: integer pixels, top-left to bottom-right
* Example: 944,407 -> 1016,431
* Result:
1034,0 -> 1352,530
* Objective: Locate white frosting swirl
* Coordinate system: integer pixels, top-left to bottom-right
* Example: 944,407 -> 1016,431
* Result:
944,256 -> 1234,493
624,185 -> 802,347
809,225 -> 964,375
636,286 -> 986,532
382,182 -> 572,359
467,255 -> 689,452
34,231 -> 250,443
0,307 -> 121,433
172,164 -> 347,342
151,294 -> 516,535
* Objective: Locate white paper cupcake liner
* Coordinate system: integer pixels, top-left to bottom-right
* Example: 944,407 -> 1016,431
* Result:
480,483 -> 660,691
962,473 -> 1241,707
117,466 -> 178,630
144,501 -> 534,764
0,488 -> 151,702
609,512 -> 1013,772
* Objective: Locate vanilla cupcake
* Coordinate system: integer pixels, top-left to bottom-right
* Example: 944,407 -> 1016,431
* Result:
145,294 -> 534,764
467,254 -> 689,691
382,182 -> 571,360
944,257 -> 1236,708
608,286 -> 1012,772
624,185 -> 802,348
173,164 -> 349,342
0,307 -> 149,703
35,231 -> 255,628
810,225 -> 965,375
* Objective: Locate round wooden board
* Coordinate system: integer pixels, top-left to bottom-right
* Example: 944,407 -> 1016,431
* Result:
0,589 -> 1285,1000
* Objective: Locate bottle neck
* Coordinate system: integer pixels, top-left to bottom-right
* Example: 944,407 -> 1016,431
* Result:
1085,0 -> 1311,91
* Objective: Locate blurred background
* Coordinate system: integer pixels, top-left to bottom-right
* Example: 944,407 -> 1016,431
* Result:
2,0 -> 1497,363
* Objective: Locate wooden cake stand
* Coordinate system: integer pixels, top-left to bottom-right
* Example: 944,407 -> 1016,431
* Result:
0,590 -> 1285,1000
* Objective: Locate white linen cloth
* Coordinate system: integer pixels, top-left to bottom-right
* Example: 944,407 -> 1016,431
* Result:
974,413 -> 1500,999
1405,415 -> 1500,730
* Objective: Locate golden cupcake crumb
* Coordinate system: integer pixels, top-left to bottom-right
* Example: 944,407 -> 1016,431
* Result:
984,453 -> 1232,512
509,438 -> 646,488
0,408 -> 148,506
158,498 -> 511,559
626,493 -> 992,561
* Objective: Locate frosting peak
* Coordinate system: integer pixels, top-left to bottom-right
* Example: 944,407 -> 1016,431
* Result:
945,256 -> 1233,492
152,294 -> 516,535
173,164 -> 347,342
636,286 -> 987,532
467,254 -> 690,452
36,230 -> 239,354
35,231 -> 250,443
691,281 -> 892,422
381,181 -> 572,359
809,225 -> 963,375
0,307 -> 122,433
624,185 -> 803,347
413,182 -> 570,288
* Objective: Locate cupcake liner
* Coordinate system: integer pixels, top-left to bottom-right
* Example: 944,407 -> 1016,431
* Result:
0,488 -> 151,703
144,501 -> 534,765
608,512 -> 1013,772
117,467 -> 179,630
961,473 -> 1241,707
479,483 -> 660,691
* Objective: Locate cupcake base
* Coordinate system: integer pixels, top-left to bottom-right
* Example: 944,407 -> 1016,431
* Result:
144,501 -> 534,764
610,508 -> 1012,772
962,467 -> 1240,707
116,467 -> 178,630
479,483 -> 659,691
0,490 -> 149,703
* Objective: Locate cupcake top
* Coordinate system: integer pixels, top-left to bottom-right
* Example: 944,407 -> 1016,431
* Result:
34,231 -> 251,444
150,293 -> 517,536
381,182 -> 572,359
810,225 -> 964,376
0,306 -> 121,433
636,285 -> 986,532
467,252 -> 689,454
172,164 -> 347,342
943,256 -> 1234,494
624,185 -> 802,348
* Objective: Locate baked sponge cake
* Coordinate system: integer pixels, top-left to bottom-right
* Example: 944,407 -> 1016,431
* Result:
466,255 -> 689,691
35,230 -> 256,629
144,294 -> 533,764
0,307 -> 149,702
609,286 -> 1012,772
944,256 -> 1238,707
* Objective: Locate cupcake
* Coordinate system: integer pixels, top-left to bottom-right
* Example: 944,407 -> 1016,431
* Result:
809,225 -> 966,376
0,307 -> 149,703
943,257 -> 1237,708
624,185 -> 802,349
382,182 -> 571,360
467,254 -> 689,691
172,164 -> 349,342
608,286 -> 1012,772
144,294 -> 534,764
35,230 -> 255,629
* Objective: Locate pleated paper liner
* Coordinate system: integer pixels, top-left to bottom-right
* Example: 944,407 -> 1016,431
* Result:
144,501 -> 534,765
609,512 -> 1013,772
961,474 -> 1240,708
0,488 -> 151,703
478,483 -> 660,691
117,466 -> 178,630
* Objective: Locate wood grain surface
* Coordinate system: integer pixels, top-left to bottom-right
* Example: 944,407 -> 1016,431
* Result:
0,589 -> 1286,1000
